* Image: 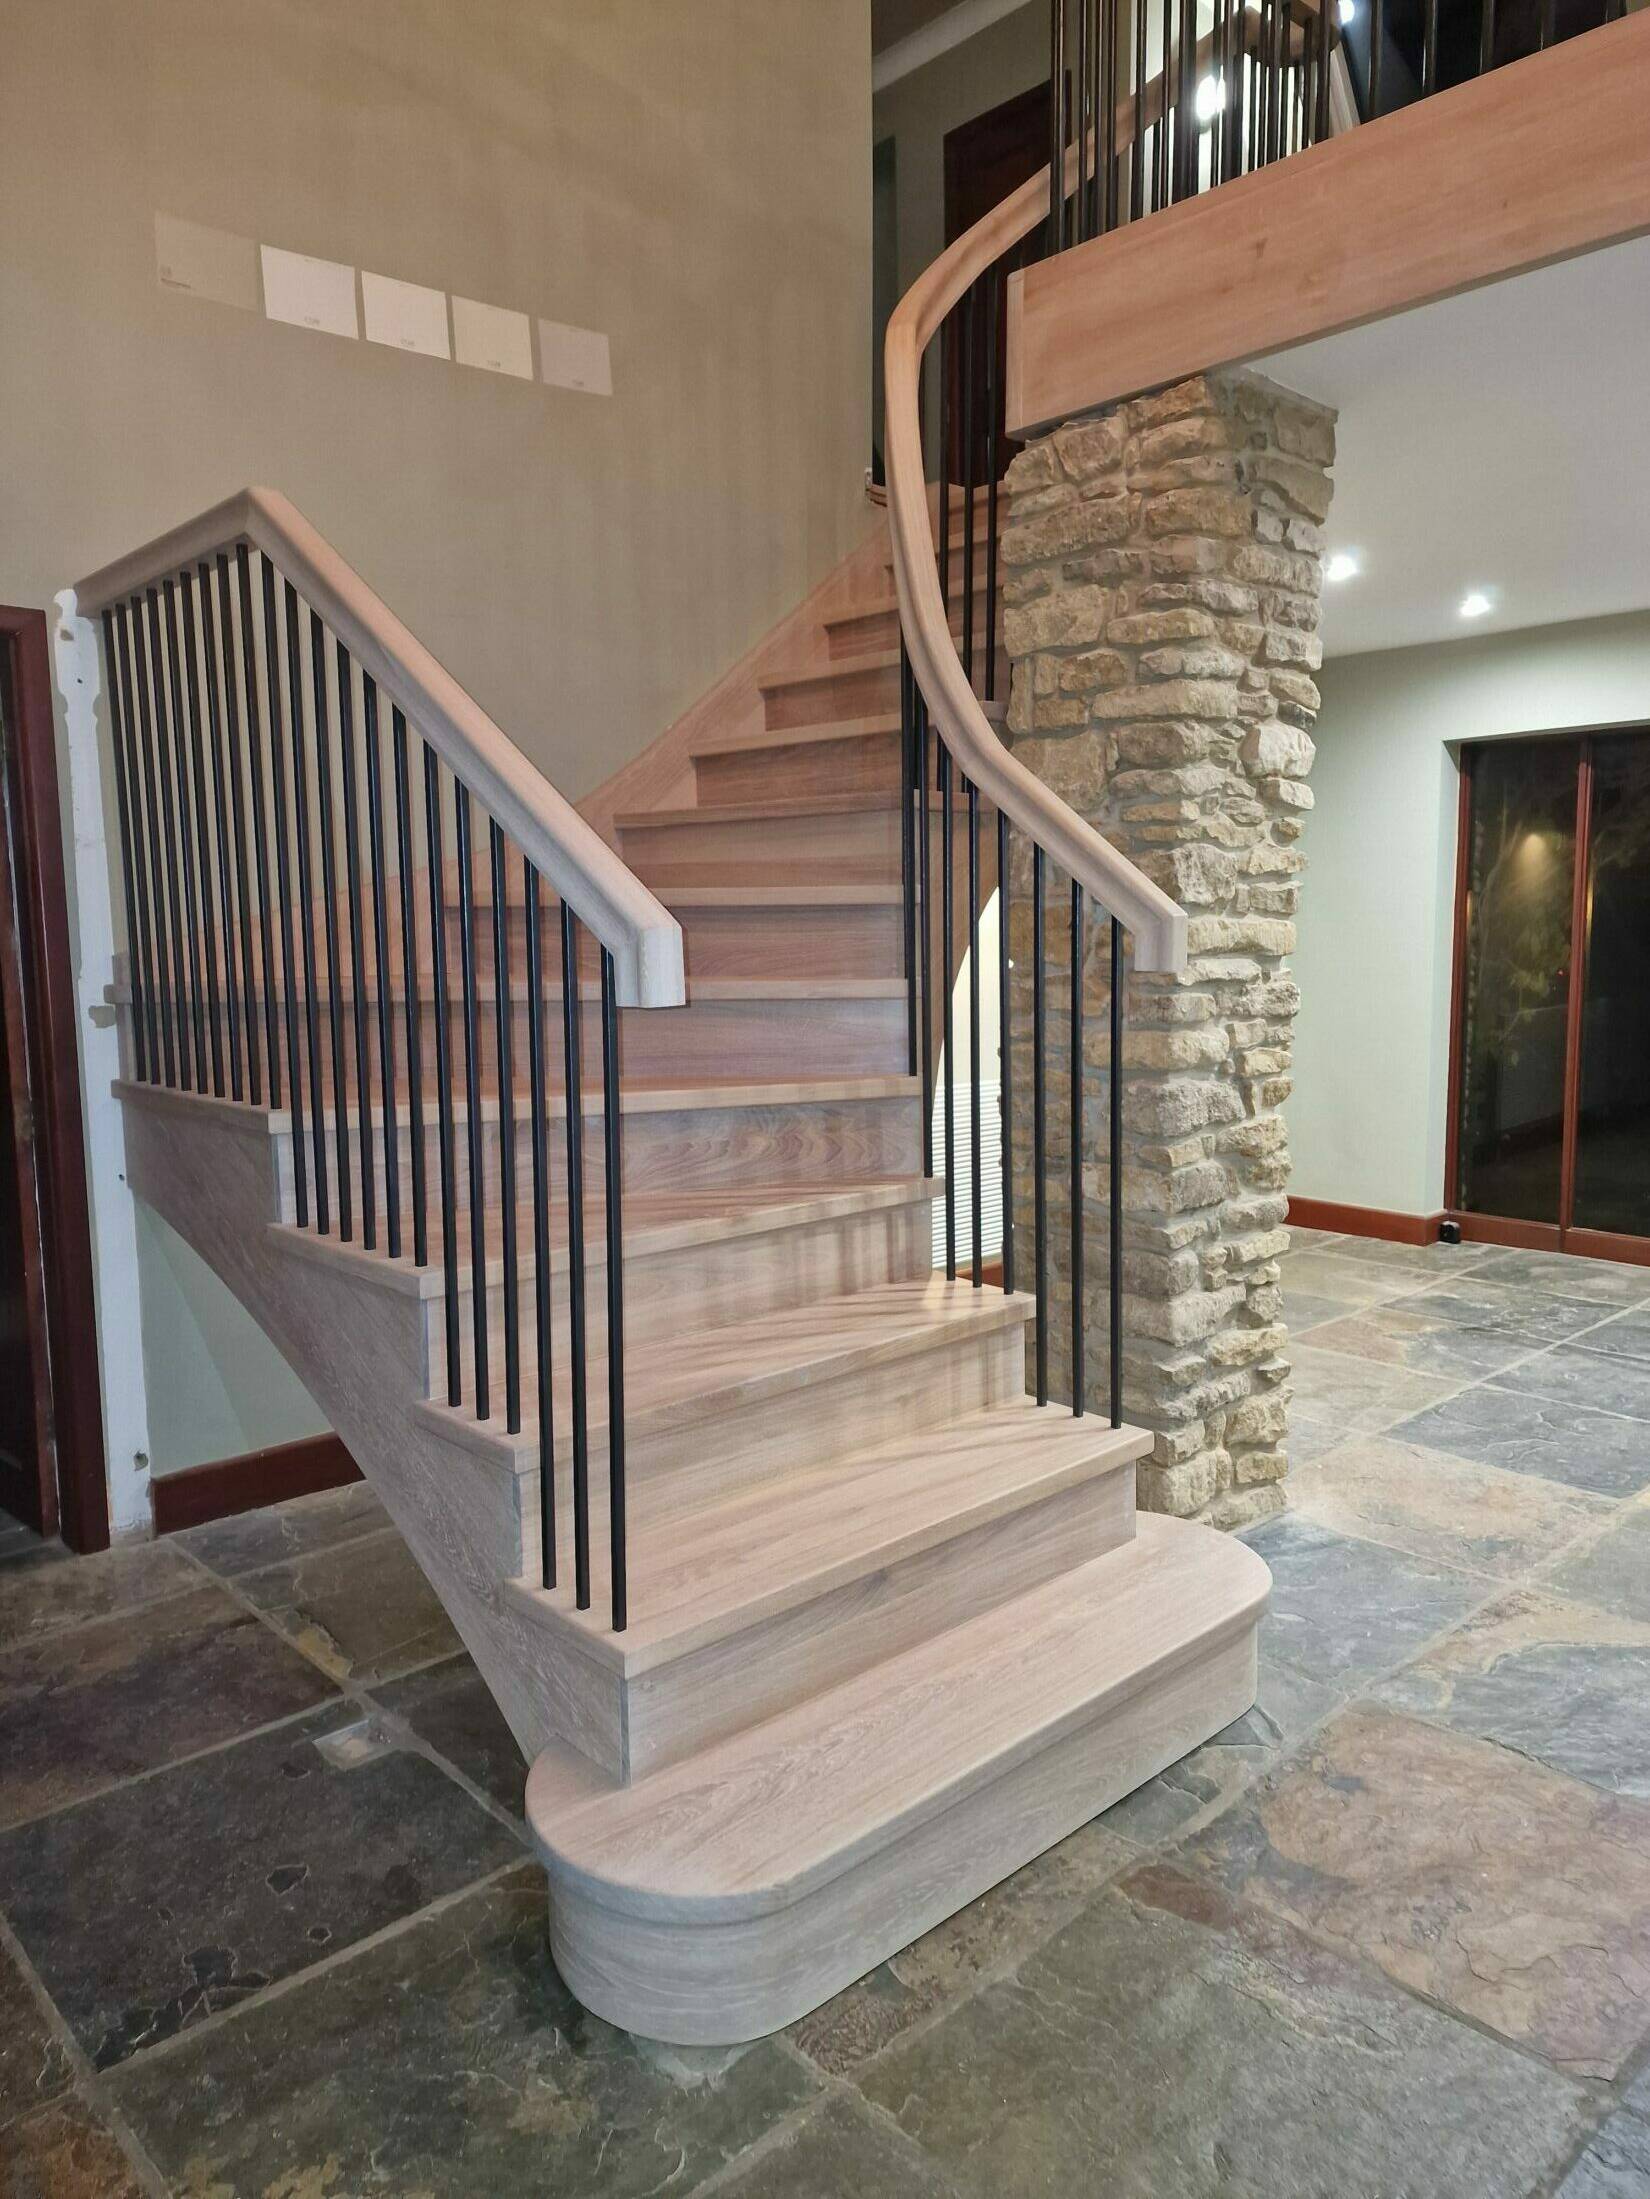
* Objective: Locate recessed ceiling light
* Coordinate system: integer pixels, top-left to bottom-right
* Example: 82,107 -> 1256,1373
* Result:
1459,590 -> 1493,619
1195,72 -> 1225,124
1325,551 -> 1360,584
1337,0 -> 1355,23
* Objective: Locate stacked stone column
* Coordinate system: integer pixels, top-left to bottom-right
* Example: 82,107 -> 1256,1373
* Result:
1000,370 -> 1334,1529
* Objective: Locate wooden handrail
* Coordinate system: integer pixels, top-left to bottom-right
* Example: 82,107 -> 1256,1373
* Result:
884,93 -> 1191,973
77,488 -> 686,1009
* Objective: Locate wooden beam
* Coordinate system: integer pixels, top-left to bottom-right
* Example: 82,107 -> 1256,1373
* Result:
1007,12 -> 1650,436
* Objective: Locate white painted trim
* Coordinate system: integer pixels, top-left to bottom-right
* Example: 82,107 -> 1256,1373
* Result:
873,0 -> 1035,92
51,594 -> 153,1539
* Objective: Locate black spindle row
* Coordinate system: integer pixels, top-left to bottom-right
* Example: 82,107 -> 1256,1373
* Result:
96,541 -> 632,1627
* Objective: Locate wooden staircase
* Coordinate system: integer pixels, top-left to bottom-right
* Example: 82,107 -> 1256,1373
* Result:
87,490 -> 1265,2046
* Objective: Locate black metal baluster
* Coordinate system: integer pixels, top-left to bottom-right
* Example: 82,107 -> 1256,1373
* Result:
490,822 -> 520,1433
114,609 -> 162,1082
900,653 -> 919,1078
999,813 -> 1014,1293
1538,0 -> 1555,49
258,560 -> 307,1213
523,862 -> 555,1587
968,776 -> 983,1285
423,747 -> 460,1398
1156,0 -> 1173,205
561,903 -> 591,1611
194,565 -> 241,1100
1076,0 -> 1090,242
1480,0 -> 1497,74
600,947 -> 626,1633
1033,845 -> 1049,1404
363,678 -> 400,1258
1070,880 -> 1086,1417
101,612 -> 147,1083
1049,0 -> 1068,252
238,549 -> 280,1108
918,696 -> 935,1179
1110,915 -> 1124,1427
176,576 -> 223,1093
1370,0 -> 1385,113
1315,0 -> 1333,144
1131,0 -> 1148,219
158,584 -> 207,1090
1175,0 -> 1198,199
393,710 -> 427,1267
336,644 -> 375,1248
211,558 -> 258,1103
962,288 -> 977,690
984,272 -> 1001,698
309,615 -> 351,1239
283,580 -> 328,1231
1100,0 -> 1118,230
133,598 -> 181,1086
1422,0 -> 1439,92
453,785 -> 488,1415
940,741 -> 956,1279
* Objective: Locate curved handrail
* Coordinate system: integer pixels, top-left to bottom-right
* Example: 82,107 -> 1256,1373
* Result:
884,171 -> 1187,973
77,488 -> 686,1009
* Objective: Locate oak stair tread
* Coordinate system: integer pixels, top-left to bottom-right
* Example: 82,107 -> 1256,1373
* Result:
616,790 -> 989,829
511,1399 -> 1151,1673
688,713 -> 900,758
418,1274 -> 1032,1457
527,1511 -> 1269,1920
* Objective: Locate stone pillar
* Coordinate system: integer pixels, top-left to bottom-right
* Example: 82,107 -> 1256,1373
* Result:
1000,370 -> 1334,1529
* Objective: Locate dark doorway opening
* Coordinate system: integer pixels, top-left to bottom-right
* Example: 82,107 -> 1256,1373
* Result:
0,606 -> 109,1548
1447,727 -> 1650,1263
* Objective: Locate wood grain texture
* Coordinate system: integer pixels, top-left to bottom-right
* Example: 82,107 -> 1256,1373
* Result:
1009,12 -> 1650,432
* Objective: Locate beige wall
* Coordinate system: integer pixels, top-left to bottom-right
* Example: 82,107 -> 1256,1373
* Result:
2,0 -> 872,1480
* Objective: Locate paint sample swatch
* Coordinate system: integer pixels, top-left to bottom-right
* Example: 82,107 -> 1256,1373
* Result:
539,319 -> 612,396
362,271 -> 451,359
261,246 -> 359,339
155,214 -> 260,312
452,297 -> 533,379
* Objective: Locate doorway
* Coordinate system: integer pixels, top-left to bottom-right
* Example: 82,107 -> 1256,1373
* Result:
0,607 -> 109,1547
1448,727 -> 1650,1261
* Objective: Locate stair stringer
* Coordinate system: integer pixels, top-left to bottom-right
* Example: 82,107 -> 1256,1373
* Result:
119,1082 -> 622,1772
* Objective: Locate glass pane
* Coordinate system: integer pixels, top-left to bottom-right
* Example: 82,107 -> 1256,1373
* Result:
1573,732 -> 1650,1240
1456,739 -> 1578,1225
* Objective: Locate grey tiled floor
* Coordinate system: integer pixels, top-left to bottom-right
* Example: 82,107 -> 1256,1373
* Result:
4,1231 -> 1650,2195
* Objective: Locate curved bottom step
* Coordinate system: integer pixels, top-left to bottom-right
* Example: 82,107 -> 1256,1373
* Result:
526,1514 -> 1269,2043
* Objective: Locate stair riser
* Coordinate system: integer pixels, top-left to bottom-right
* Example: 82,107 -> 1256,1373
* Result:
827,593 -> 995,661
617,806 -> 976,887
449,901 -> 905,983
427,1199 -> 933,1397
271,1089 -> 923,1233
543,1620 -> 1257,2044
762,662 -> 899,732
694,731 -> 901,807
623,1465 -> 1137,1777
494,1320 -> 1030,1571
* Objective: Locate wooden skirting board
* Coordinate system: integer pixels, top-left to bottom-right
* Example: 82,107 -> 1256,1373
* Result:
1007,11 -> 1650,433
152,1432 -> 361,1535
1287,1197 -> 1443,1247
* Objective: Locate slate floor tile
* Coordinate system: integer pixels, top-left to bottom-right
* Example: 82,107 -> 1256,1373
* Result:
1286,1341 -> 1466,1432
0,1585 -> 335,1831
0,1702 -> 522,2069
1278,1250 -> 1425,1308
0,1537 -> 201,1649
1580,1308 -> 1650,1369
1281,1410 -> 1350,1469
1305,1283 -> 1608,1384
1554,2111 -> 1650,2198
1,2091 -> 146,2199
1494,1342 -> 1650,1422
1179,1705 -> 1650,2078
1316,1235 -> 1491,1276
1240,1512 -> 1485,1686
371,1653 -> 528,1817
716,2095 -> 959,2198
855,1861 -> 1591,2199
1371,1586 -> 1650,1801
790,1817 -> 1134,2076
0,1933 -> 73,2131
175,1478 -> 388,1578
108,1868 -> 816,2198
1280,1287 -> 1357,1333
1394,1383 -> 1650,1499
1546,1502 -> 1650,1625
1290,1432 -> 1613,1580
1473,1248 -> 1650,1307
239,1525 -> 460,1683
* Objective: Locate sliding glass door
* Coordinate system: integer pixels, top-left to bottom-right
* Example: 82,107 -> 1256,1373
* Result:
1452,729 -> 1650,1254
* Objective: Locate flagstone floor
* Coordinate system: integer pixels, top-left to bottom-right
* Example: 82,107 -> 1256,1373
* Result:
3,1228 -> 1650,2197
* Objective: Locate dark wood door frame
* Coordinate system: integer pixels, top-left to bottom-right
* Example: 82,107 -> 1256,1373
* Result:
1444,726 -> 1650,1269
0,606 -> 110,1549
